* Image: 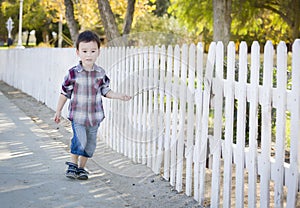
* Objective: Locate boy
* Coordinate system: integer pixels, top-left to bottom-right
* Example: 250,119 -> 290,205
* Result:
54,30 -> 131,180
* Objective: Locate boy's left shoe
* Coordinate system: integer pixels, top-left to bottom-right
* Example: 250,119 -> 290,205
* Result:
65,162 -> 78,179
77,168 -> 89,180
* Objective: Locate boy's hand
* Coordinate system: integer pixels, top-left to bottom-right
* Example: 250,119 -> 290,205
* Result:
54,111 -> 61,124
119,94 -> 132,101
105,90 -> 132,101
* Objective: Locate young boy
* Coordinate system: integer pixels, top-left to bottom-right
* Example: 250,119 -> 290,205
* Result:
54,30 -> 131,180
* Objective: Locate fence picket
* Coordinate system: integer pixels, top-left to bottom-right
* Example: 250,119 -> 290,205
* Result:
223,41 -> 236,208
155,45 -> 166,174
111,47 -> 117,150
194,42 -> 204,202
258,41 -> 273,208
147,46 -> 154,168
152,45 -> 159,171
120,47 -> 126,155
185,44 -> 196,196
247,41 -> 260,207
198,42 -> 216,205
273,41 -> 287,208
137,47 -> 144,163
235,41 -> 248,207
286,39 -> 300,207
142,47 -> 149,165
210,41 -> 224,207
170,45 -> 180,187
163,45 -> 173,180
176,44 -> 188,192
132,47 -> 139,163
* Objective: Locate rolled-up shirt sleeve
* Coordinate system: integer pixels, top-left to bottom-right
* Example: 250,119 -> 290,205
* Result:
61,71 -> 74,99
101,75 -> 111,96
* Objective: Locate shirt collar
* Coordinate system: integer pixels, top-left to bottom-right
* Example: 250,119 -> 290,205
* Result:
75,61 -> 102,72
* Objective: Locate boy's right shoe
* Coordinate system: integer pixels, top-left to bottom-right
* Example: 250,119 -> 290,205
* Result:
77,168 -> 89,180
65,162 -> 78,179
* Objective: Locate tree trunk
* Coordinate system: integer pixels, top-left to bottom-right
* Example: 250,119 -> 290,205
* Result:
97,0 -> 121,44
213,0 -> 232,46
291,0 -> 300,40
64,0 -> 79,45
123,0 -> 136,35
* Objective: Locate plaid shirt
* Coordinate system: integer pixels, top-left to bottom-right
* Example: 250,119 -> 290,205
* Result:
61,62 -> 111,126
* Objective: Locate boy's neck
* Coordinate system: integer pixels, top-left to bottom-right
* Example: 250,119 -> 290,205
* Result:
81,63 -> 94,71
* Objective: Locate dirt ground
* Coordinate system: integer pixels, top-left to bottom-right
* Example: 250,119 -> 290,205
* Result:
0,80 -> 201,208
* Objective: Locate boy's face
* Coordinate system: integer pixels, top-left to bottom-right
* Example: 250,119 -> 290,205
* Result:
76,41 -> 100,70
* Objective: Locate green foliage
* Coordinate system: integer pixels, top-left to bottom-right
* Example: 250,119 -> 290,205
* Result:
168,0 -> 213,45
131,12 -> 196,46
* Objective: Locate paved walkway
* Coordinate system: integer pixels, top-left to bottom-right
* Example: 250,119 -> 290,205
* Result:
0,91 -> 130,208
0,81 -> 200,208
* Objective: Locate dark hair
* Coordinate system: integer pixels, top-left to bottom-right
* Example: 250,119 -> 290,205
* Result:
76,30 -> 101,49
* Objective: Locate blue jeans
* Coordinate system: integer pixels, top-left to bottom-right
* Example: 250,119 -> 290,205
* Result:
70,121 -> 99,158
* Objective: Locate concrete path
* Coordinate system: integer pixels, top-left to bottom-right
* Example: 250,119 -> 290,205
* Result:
0,91 -> 129,208
0,81 -> 200,208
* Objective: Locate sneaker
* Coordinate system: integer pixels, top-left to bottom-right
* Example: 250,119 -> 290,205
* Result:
77,168 -> 89,180
65,162 -> 78,179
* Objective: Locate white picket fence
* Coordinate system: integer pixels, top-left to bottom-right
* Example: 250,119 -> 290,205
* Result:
0,40 -> 300,207
99,40 -> 300,207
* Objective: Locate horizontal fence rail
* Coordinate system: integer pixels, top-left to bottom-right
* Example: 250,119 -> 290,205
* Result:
1,40 -> 300,207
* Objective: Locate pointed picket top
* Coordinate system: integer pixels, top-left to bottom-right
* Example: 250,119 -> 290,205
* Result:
277,41 -> 287,87
196,42 -> 204,89
216,41 -> 224,78
250,41 -> 260,85
227,41 -> 236,81
263,40 -> 274,87
188,43 -> 196,92
292,39 -> 300,89
238,41 -> 248,83
205,42 -> 216,82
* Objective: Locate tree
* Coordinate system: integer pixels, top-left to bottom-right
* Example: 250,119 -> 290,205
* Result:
169,0 -> 298,45
168,0 -> 214,45
169,0 -> 233,45
64,0 -> 79,44
96,0 -> 137,43
251,0 -> 300,41
1,0 -> 56,46
123,0 -> 136,35
96,0 -> 120,42
213,0 -> 232,46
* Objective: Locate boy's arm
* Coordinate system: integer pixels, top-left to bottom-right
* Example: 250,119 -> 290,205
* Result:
54,94 -> 68,123
105,90 -> 131,101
